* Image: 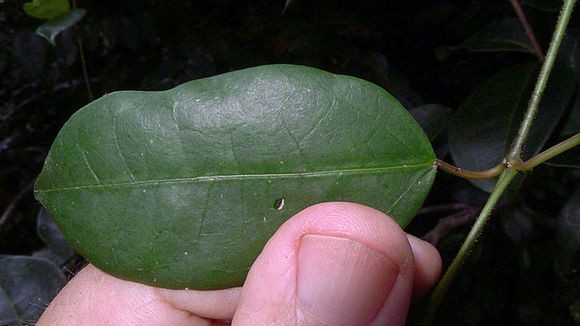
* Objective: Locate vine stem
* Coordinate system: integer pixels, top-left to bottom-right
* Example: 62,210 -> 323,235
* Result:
519,132 -> 580,170
436,131 -> 580,178
435,159 -> 504,179
421,167 -> 518,326
507,0 -> 577,161
422,0 -> 577,324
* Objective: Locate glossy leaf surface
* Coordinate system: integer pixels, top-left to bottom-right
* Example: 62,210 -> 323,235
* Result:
36,9 -> 86,45
34,65 -> 436,290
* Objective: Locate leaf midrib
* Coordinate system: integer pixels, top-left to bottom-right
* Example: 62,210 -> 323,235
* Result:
36,161 -> 435,193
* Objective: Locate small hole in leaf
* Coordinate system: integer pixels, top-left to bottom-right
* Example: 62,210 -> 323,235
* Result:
274,198 -> 285,211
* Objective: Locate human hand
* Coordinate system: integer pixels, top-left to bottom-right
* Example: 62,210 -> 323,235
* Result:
37,202 -> 441,326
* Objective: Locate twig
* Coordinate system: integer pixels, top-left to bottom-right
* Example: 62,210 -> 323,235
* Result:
422,207 -> 480,246
509,0 -> 545,61
422,168 -> 519,325
508,0 -> 577,161
437,132 -> 580,179
518,132 -> 580,170
434,159 -> 505,179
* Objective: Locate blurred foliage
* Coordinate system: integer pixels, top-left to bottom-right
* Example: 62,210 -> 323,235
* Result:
0,0 -> 579,325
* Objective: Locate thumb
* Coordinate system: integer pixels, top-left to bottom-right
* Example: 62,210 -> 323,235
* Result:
232,202 -> 414,326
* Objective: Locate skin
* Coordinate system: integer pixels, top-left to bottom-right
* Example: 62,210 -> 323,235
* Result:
37,202 -> 441,326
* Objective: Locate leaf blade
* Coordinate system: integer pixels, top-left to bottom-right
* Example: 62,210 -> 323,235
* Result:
23,0 -> 69,20
36,9 -> 86,45
35,65 -> 436,289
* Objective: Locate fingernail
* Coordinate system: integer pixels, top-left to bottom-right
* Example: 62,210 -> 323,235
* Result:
297,234 -> 399,326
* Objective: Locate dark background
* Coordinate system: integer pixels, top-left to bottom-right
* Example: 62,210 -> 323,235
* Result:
1,0 -> 579,325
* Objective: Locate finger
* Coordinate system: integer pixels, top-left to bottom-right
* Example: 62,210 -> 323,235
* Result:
37,264 -> 241,326
155,287 -> 241,321
406,234 -> 442,300
232,202 -> 415,326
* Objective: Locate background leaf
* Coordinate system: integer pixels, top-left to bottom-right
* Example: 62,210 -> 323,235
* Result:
556,186 -> 580,277
545,88 -> 580,168
555,186 -> 580,318
34,64 -> 436,290
545,146 -> 580,168
0,256 -> 66,326
522,0 -> 563,11
449,63 -> 575,192
23,0 -> 69,20
36,9 -> 86,45
562,88 -> 580,136
4,1 -> 579,323
435,18 -> 535,59
36,208 -> 75,262
461,18 -> 535,53
409,104 -> 452,141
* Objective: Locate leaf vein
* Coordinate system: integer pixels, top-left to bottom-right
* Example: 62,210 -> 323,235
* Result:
171,102 -> 188,160
112,111 -> 136,181
35,162 -> 436,193
77,143 -> 101,184
386,168 -> 431,214
197,179 -> 215,240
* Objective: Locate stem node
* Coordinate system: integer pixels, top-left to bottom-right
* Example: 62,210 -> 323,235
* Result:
423,0 -> 578,324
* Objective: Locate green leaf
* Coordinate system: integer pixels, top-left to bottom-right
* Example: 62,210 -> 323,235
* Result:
0,256 -> 66,326
463,19 -> 535,53
36,9 -> 86,45
37,208 -> 75,261
408,104 -> 452,141
435,18 -> 535,59
23,0 -> 69,20
34,64 -> 436,290
449,63 -> 575,192
522,0 -> 563,11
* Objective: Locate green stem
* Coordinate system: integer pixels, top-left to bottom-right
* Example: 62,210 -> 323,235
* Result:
421,168 -> 518,326
423,1 -> 577,324
507,0 -> 577,161
435,159 -> 505,179
519,133 -> 580,170
436,132 -> 580,178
